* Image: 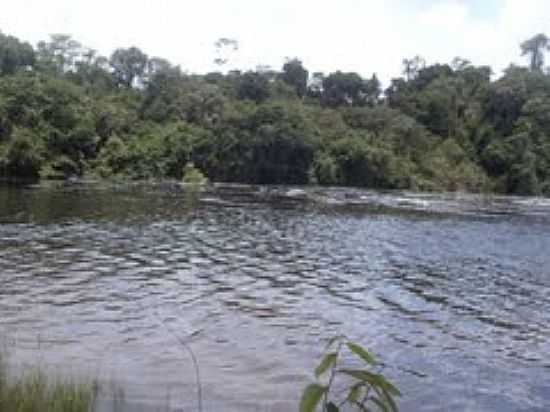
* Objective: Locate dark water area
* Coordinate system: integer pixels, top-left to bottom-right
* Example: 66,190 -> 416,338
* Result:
1,182 -> 549,411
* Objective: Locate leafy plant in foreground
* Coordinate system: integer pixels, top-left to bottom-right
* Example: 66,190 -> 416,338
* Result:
300,336 -> 400,412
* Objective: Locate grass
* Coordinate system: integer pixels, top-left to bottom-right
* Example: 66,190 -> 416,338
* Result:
0,355 -> 97,412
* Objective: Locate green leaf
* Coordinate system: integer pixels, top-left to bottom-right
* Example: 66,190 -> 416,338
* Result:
347,382 -> 363,402
299,384 -> 326,412
372,386 -> 399,412
339,369 -> 401,397
381,388 -> 399,412
315,352 -> 338,378
386,382 -> 401,397
324,336 -> 342,351
346,341 -> 376,365
327,401 -> 339,412
339,369 -> 382,385
377,377 -> 401,397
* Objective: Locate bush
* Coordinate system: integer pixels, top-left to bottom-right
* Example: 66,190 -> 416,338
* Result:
182,162 -> 208,184
40,155 -> 80,180
5,128 -> 43,179
313,152 -> 342,185
95,135 -> 129,178
420,139 -> 488,192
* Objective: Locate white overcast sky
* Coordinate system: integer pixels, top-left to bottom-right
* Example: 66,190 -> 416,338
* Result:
1,0 -> 549,84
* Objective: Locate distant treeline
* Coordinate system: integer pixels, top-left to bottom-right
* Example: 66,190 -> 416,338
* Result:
1,31 -> 550,195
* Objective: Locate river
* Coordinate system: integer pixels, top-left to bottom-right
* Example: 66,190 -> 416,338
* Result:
0,183 -> 549,411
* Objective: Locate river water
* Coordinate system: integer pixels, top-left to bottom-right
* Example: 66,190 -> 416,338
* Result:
0,183 -> 549,411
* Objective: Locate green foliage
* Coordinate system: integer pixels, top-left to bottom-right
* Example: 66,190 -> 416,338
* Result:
300,384 -> 327,412
93,92 -> 141,139
182,162 -> 208,185
521,33 -> 550,71
5,128 -> 43,178
281,58 -> 309,97
312,152 -> 342,185
95,135 -> 129,178
36,34 -> 83,75
421,139 -> 488,192
322,72 -> 380,107
40,155 -> 80,180
300,336 -> 400,412
0,32 -> 35,75
242,103 -> 316,184
110,47 -> 148,88
0,29 -> 549,195
482,133 -> 540,195
0,357 -> 96,412
95,121 -> 210,180
237,71 -> 271,103
328,134 -> 397,188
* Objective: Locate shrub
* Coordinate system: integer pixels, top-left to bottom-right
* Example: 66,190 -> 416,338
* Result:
182,162 -> 208,184
40,155 -> 80,179
5,128 -> 43,179
313,152 -> 342,185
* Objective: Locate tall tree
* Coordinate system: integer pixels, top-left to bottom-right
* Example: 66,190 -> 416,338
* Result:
109,47 -> 148,88
281,58 -> 309,98
0,32 -> 35,75
402,55 -> 425,81
520,33 -> 549,71
321,72 -> 379,107
36,34 -> 83,74
365,74 -> 381,106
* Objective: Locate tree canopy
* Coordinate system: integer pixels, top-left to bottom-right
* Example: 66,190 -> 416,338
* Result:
1,30 -> 550,196
0,32 -> 35,76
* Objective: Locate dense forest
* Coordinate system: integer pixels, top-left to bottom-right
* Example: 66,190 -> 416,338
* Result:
1,31 -> 550,195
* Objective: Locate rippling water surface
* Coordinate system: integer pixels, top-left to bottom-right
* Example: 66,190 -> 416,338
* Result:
1,183 -> 549,411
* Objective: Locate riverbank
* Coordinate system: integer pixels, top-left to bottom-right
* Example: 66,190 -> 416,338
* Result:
2,179 -> 549,219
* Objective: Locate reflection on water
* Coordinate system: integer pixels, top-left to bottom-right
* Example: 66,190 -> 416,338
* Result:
1,183 -> 549,411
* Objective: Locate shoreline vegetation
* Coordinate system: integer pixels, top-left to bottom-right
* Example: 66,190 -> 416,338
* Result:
0,356 -> 97,412
0,32 -> 549,195
1,337 -> 401,412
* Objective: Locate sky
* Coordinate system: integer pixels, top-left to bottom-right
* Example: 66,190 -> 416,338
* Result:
1,0 -> 549,85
